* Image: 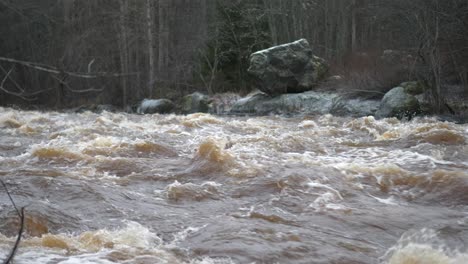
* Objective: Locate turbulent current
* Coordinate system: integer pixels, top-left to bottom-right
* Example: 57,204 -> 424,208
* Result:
0,107 -> 468,264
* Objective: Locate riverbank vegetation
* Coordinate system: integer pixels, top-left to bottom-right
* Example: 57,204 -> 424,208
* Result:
1,0 -> 467,115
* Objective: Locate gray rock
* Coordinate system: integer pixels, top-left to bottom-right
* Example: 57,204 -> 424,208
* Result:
376,86 -> 420,119
230,92 -> 271,114
327,75 -> 344,81
331,97 -> 381,117
137,99 -> 175,114
414,93 -> 433,114
208,93 -> 241,114
125,104 -> 139,113
230,91 -> 379,117
181,92 -> 211,114
73,104 -> 116,113
95,104 -> 116,113
248,39 -> 328,95
435,114 -> 467,124
73,105 -> 93,113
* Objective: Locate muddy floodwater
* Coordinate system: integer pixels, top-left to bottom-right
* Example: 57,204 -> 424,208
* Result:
0,107 -> 468,264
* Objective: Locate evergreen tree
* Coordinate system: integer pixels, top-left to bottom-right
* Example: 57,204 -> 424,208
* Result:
198,0 -> 271,94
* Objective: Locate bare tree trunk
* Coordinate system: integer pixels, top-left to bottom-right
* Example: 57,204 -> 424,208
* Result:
55,79 -> 64,108
158,0 -> 170,81
62,0 -> 74,24
146,0 -> 155,98
324,0 -> 331,59
119,0 -> 129,107
200,0 -> 207,39
264,0 -> 277,45
279,0 -> 290,42
430,12 -> 442,112
336,1 -> 349,62
351,0 -> 357,53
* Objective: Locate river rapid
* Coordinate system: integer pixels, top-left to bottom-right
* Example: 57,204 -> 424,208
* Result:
0,107 -> 467,264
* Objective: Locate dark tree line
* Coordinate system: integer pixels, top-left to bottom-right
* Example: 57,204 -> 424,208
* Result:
1,0 -> 467,112
0,0 -> 208,108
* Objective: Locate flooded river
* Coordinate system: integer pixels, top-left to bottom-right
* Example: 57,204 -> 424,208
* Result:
0,107 -> 468,263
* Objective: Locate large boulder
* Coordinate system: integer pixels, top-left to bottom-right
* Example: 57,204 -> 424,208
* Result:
376,86 -> 421,119
137,99 -> 175,114
230,91 -> 379,116
248,39 -> 328,95
181,92 -> 211,114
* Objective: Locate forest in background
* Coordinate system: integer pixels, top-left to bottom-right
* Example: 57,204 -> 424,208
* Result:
1,0 -> 468,113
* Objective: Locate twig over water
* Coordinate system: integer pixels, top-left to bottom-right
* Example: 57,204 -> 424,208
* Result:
0,180 -> 25,264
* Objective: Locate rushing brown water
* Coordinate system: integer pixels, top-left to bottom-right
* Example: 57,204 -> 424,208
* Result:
1,107 -> 467,264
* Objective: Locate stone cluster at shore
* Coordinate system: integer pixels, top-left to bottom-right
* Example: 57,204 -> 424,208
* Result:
74,39 -> 465,123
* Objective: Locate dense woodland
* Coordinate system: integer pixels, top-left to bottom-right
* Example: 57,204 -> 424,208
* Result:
1,0 -> 468,113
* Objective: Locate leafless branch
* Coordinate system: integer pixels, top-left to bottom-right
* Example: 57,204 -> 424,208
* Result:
0,67 -> 39,101
87,59 -> 95,73
0,67 -> 12,89
0,65 -> 24,93
0,180 -> 25,264
50,75 -> 103,93
0,56 -> 135,99
0,56 -> 137,79
0,66 -> 52,101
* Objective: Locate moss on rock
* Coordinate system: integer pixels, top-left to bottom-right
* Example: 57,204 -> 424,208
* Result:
401,81 -> 426,95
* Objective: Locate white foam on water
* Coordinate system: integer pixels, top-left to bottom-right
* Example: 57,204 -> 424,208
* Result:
15,250 -> 118,264
382,229 -> 468,264
169,225 -> 208,248
307,182 -> 343,200
309,192 -> 348,212
369,195 -> 399,205
298,120 -> 317,128
0,221 -> 185,264
190,257 -> 237,264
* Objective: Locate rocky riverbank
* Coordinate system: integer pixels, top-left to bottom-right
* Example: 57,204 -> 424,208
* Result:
19,39 -> 465,123
128,39 -> 467,123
